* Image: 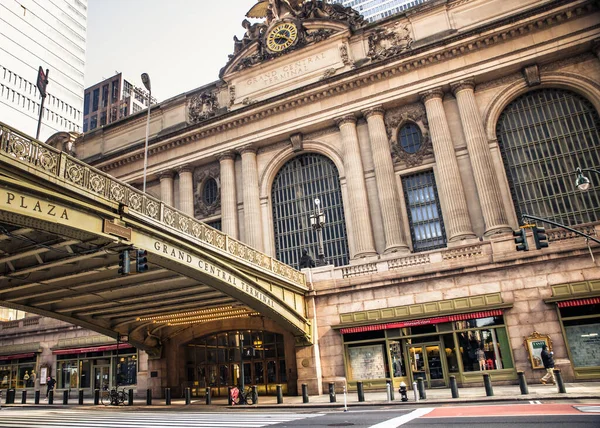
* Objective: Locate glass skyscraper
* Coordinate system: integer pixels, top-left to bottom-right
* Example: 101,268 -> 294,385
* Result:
0,0 -> 87,140
331,0 -> 428,22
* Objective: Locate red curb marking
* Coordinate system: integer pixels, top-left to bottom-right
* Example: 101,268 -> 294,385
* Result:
422,404 -> 591,418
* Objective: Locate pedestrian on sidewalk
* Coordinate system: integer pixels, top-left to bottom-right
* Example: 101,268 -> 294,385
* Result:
540,344 -> 556,385
46,376 -> 56,398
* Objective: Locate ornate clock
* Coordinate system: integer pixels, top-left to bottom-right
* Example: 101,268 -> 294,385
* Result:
266,22 -> 299,53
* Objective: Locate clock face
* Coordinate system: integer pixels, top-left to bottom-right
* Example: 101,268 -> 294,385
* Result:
266,22 -> 298,52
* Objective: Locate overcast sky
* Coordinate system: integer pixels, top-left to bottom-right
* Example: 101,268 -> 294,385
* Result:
84,0 -> 257,101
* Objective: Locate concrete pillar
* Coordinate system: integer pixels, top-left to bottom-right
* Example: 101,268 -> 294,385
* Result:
218,151 -> 239,239
362,106 -> 409,254
335,114 -> 376,258
178,165 -> 195,217
420,89 -> 476,242
239,145 -> 264,251
159,171 -> 174,207
451,80 -> 510,235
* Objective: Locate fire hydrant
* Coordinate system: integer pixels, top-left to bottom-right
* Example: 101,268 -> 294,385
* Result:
399,381 -> 408,402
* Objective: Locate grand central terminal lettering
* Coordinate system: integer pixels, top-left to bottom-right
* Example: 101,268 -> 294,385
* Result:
154,241 -> 275,308
245,52 -> 327,87
3,191 -> 69,220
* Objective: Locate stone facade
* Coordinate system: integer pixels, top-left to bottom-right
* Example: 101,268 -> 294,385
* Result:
3,0 -> 600,396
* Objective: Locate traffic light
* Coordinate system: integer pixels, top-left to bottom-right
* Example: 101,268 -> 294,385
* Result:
513,228 -> 528,251
533,226 -> 549,250
118,250 -> 130,275
136,249 -> 149,273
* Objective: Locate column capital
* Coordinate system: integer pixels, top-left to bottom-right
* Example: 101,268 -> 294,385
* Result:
217,150 -> 236,162
177,164 -> 193,174
420,88 -> 445,103
159,170 -> 174,180
238,144 -> 257,155
334,114 -> 357,127
450,79 -> 476,95
361,106 -> 385,119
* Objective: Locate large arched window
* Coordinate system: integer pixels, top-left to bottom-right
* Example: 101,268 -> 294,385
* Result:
271,153 -> 349,268
497,89 -> 600,226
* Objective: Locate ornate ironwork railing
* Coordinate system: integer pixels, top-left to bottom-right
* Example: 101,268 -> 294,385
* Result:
0,123 -> 306,288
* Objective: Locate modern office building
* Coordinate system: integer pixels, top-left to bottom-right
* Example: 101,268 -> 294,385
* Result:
83,73 -> 156,133
330,0 -> 428,22
0,0 -> 86,140
1,0 -> 599,398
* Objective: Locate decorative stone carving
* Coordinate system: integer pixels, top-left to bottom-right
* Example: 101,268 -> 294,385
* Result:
384,104 -> 432,167
193,165 -> 221,218
523,64 -> 541,87
188,92 -> 219,123
320,68 -> 336,80
335,114 -> 357,127
290,133 -> 303,152
367,23 -> 412,61
297,1 -> 366,28
229,86 -> 236,106
339,43 -> 353,67
450,79 -> 476,94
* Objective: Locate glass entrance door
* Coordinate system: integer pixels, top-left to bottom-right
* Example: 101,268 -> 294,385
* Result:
408,343 -> 446,388
93,365 -> 110,391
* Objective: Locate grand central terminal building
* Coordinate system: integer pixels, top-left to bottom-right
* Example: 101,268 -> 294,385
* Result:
1,0 -> 599,398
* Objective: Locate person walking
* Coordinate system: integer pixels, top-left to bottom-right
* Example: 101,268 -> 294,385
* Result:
45,376 -> 56,398
540,344 -> 556,385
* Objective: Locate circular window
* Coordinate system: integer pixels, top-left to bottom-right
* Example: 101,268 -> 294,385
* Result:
202,178 -> 218,205
398,123 -> 422,154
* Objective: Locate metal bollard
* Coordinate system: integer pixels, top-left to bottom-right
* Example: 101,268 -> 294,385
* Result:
63,390 -> 69,405
93,389 -> 99,405
329,382 -> 336,403
412,381 -> 419,402
48,390 -> 54,405
276,385 -> 283,404
21,390 -> 27,404
387,379 -> 395,401
450,375 -> 459,398
252,386 -> 258,405
205,387 -> 211,405
302,383 -> 309,403
553,369 -> 566,393
386,381 -> 392,402
128,389 -> 134,406
417,378 -> 426,399
483,373 -> 494,396
34,390 -> 40,404
78,389 -> 84,405
517,371 -> 529,395
146,389 -> 152,406
185,387 -> 191,405
6,389 -> 14,405
357,381 -> 365,402
165,388 -> 171,405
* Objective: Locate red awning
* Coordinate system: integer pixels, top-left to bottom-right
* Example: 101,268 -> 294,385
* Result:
557,297 -> 600,308
52,343 -> 133,355
0,352 -> 35,361
340,309 -> 504,334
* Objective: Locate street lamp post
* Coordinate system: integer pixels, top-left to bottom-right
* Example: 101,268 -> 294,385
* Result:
141,73 -> 152,193
310,198 -> 327,266
575,166 -> 600,191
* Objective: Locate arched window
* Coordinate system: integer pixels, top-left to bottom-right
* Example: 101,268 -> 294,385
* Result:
271,153 -> 349,268
496,89 -> 600,226
398,123 -> 422,154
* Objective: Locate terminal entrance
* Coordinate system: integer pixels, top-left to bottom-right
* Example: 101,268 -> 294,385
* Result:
408,342 -> 446,388
184,330 -> 290,397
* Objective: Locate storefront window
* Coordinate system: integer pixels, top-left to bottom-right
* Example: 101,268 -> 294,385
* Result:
0,356 -> 36,389
442,334 -> 460,373
389,340 -> 406,377
58,360 -> 78,389
456,327 -> 513,371
115,355 -> 137,386
347,344 -> 387,380
80,360 -> 90,388
562,311 -> 600,368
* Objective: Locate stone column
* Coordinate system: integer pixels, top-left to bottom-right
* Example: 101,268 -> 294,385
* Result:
239,145 -> 264,251
177,165 -> 195,217
451,80 -> 510,235
218,151 -> 239,239
335,114 -> 377,258
420,89 -> 476,242
362,106 -> 409,253
159,171 -> 174,207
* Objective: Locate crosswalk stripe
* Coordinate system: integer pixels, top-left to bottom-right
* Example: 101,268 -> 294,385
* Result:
0,411 -> 323,428
575,406 -> 600,413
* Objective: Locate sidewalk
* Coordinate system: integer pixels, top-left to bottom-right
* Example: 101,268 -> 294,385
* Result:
2,382 -> 599,410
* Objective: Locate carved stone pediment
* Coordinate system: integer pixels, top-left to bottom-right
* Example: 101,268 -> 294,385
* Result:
188,92 -> 219,123
384,104 -> 432,167
367,23 -> 413,61
220,0 -> 365,78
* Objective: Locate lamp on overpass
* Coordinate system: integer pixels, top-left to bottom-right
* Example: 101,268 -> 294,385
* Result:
309,198 -> 327,267
141,73 -> 152,193
575,166 -> 600,192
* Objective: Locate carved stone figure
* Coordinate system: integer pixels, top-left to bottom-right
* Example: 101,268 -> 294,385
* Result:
188,92 -> 219,122
367,23 -> 412,60
246,0 -> 305,22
